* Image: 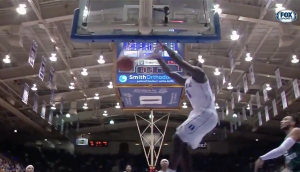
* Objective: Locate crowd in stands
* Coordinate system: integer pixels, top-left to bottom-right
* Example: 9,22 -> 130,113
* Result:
0,154 -> 25,172
0,142 -> 284,172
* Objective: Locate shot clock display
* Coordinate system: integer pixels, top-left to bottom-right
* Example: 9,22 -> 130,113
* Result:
135,59 -> 182,74
116,42 -> 185,84
88,140 -> 108,147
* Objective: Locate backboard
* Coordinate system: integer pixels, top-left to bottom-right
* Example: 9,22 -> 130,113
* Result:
71,0 -> 221,43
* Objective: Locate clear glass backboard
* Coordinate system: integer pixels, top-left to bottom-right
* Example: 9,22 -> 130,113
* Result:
70,0 -> 221,43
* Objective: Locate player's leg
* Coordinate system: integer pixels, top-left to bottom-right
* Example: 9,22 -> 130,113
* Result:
168,111 -> 218,172
167,112 -> 199,172
168,133 -> 185,172
180,143 -> 193,172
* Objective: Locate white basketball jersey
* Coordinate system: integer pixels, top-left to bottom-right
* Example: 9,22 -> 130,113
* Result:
185,76 -> 216,112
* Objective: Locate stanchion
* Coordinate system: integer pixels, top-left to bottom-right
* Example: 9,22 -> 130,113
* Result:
134,111 -> 170,169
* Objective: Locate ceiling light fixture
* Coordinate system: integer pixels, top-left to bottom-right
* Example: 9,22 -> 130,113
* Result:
265,83 -> 272,91
115,103 -> 120,109
69,83 -> 75,90
98,54 -> 105,64
182,102 -> 187,108
230,30 -> 240,41
213,4 -> 222,14
49,53 -> 57,62
81,68 -> 88,76
31,84 -> 37,91
275,4 -> 285,13
214,68 -> 220,76
215,103 -> 220,109
227,83 -> 233,90
103,111 -> 108,116
83,103 -> 88,109
198,55 -> 204,63
107,82 -> 113,89
94,93 -> 99,100
247,104 -> 250,110
3,55 -> 11,63
291,55 -> 299,64
51,104 -> 56,110
245,53 -> 253,62
110,120 -> 114,124
16,4 -> 27,15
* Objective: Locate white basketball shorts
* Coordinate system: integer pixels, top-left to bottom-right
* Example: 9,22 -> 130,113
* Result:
175,109 -> 218,149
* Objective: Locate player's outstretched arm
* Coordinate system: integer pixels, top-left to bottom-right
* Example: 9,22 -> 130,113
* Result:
156,58 -> 186,85
260,128 -> 300,161
254,128 -> 300,172
162,45 -> 206,83
255,135 -> 297,172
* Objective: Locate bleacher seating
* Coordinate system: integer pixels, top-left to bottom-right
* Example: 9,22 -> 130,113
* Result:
0,142 -> 285,172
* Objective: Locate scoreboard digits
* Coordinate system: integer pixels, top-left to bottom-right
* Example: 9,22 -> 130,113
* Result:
123,42 -> 177,52
88,140 -> 108,147
119,43 -> 182,74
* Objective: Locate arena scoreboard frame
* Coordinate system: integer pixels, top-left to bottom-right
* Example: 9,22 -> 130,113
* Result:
116,42 -> 184,85
113,43 -> 186,110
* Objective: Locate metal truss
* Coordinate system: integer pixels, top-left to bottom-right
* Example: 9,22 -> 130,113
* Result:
134,111 -> 170,169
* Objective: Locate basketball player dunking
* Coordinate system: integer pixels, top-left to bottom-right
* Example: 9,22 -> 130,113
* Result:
152,45 -> 218,172
255,115 -> 300,172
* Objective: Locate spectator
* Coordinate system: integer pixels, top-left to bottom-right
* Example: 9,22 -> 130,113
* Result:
159,159 -> 169,172
26,165 -> 34,172
0,141 -> 286,172
125,164 -> 132,172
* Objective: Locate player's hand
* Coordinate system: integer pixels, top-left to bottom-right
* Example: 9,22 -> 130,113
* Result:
254,158 -> 264,172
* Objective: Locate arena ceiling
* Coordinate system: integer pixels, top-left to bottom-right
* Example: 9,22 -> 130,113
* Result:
0,0 -> 299,143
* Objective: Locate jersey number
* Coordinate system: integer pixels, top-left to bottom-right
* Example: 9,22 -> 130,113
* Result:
186,90 -> 192,98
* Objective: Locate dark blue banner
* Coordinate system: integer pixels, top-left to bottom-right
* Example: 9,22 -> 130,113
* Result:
116,43 -> 185,85
118,87 -> 183,108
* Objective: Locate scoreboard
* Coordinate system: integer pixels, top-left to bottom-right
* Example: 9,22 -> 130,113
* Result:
88,140 -> 108,147
131,59 -> 182,74
115,42 -> 185,109
116,43 -> 185,85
